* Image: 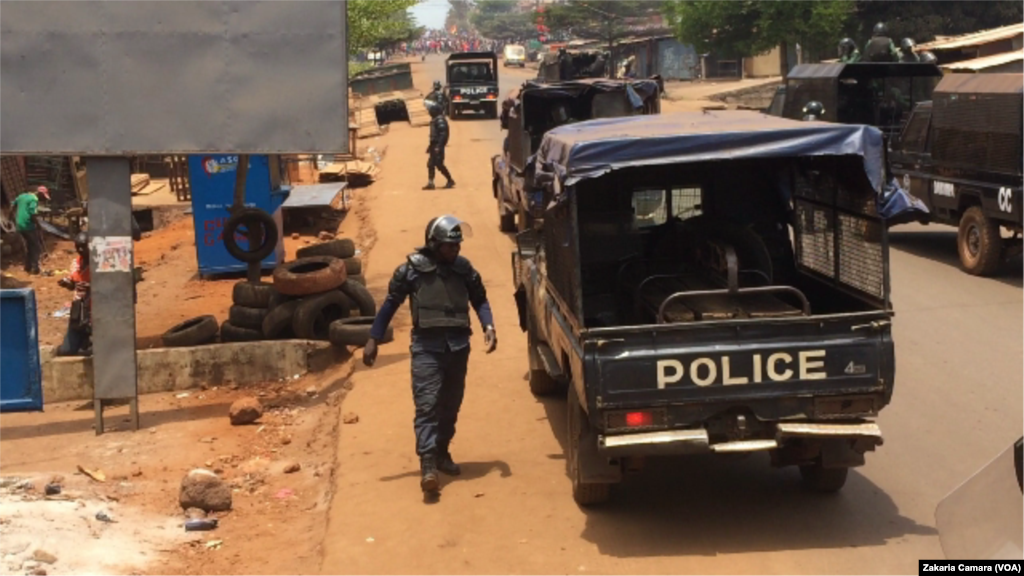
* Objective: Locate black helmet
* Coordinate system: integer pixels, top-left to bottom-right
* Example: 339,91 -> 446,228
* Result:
424,215 -> 472,249
900,38 -> 915,52
919,50 -> 938,64
802,101 -> 825,118
433,80 -> 442,90
74,231 -> 89,252
427,101 -> 443,117
838,37 -> 856,57
873,22 -> 887,37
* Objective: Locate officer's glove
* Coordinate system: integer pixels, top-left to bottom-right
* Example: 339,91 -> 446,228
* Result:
363,338 -> 379,367
483,325 -> 497,354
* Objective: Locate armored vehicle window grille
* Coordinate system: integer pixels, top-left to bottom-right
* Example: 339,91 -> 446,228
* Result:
632,189 -> 667,228
933,128 -> 1022,174
899,112 -> 930,153
795,200 -> 835,280
670,187 -> 702,220
838,214 -> 884,300
933,95 -> 1022,135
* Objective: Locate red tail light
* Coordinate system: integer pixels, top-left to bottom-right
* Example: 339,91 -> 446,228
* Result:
485,93 -> 497,100
625,411 -> 654,427
453,94 -> 463,101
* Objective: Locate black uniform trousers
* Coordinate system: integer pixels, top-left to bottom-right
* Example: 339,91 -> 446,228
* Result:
427,149 -> 453,183
411,338 -> 470,459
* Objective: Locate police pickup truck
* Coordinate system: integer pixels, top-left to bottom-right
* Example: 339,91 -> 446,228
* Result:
888,73 -> 1023,276
513,111 -> 895,505
445,52 -> 500,119
492,78 -> 661,232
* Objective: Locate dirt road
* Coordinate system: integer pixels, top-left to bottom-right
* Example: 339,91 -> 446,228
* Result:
320,55 -> 1022,574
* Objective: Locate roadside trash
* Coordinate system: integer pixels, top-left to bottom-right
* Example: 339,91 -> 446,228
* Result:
205,540 -> 223,550
52,305 -> 70,318
44,484 -> 61,496
175,393 -> 190,399
273,488 -> 294,499
366,537 -> 375,543
474,492 -> 484,498
185,518 -> 219,532
95,510 -> 116,523
77,465 -> 106,483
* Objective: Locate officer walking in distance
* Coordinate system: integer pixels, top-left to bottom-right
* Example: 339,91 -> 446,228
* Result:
363,215 -> 497,496
424,102 -> 455,190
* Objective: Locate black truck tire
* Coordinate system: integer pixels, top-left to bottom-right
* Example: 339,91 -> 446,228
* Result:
344,257 -> 362,276
223,208 -> 279,263
232,281 -> 275,308
268,291 -> 295,310
262,300 -> 299,340
162,315 -> 219,348
292,291 -> 351,340
273,256 -> 347,296
296,238 -> 356,260
339,279 -> 377,317
347,274 -> 366,286
567,384 -> 611,506
220,320 -> 264,343
527,320 -> 561,396
958,206 -> 1003,276
329,317 -> 393,348
799,462 -> 849,493
229,305 -> 270,330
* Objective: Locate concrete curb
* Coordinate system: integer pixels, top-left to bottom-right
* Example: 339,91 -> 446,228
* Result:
40,340 -> 348,403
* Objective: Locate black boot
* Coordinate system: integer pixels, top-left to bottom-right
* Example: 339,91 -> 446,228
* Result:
420,455 -> 439,492
437,452 -> 461,476
444,180 -> 456,189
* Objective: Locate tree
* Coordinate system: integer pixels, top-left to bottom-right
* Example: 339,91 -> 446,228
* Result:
348,0 -> 420,52
541,1 -> 669,51
664,1 -> 853,71
847,1 -> 1023,45
471,0 -> 536,40
446,0 -> 475,34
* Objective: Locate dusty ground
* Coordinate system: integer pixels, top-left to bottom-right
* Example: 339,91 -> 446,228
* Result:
1,364 -> 353,576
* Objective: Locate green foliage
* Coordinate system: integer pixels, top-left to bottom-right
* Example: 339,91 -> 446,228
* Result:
665,1 -> 853,58
847,1 -> 1024,44
542,1 -> 667,46
471,0 -> 536,40
348,0 -> 420,52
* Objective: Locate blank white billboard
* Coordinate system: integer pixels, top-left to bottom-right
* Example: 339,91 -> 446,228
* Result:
1,1 -> 349,154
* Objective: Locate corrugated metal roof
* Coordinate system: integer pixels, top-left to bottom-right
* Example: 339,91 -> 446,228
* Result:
935,72 -> 1024,93
281,183 -> 348,210
917,23 -> 1024,51
786,63 -> 846,79
941,50 -> 1024,72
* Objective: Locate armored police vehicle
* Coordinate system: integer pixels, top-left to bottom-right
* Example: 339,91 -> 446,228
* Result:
888,73 -> 1023,276
769,62 -> 942,138
513,111 -> 895,505
492,78 -> 661,232
445,52 -> 500,119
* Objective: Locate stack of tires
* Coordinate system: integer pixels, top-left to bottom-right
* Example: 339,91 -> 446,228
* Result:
265,239 -> 391,348
223,280 -> 277,342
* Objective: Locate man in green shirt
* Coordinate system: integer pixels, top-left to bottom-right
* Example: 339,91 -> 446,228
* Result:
10,186 -> 49,274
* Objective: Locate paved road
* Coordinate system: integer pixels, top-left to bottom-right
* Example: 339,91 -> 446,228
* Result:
320,55 -> 1023,574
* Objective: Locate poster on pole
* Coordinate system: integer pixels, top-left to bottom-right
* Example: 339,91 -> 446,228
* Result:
90,237 -> 133,273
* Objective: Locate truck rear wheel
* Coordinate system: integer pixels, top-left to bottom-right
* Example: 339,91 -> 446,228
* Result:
527,321 -> 562,396
958,206 -> 1003,276
799,462 -> 849,493
567,384 -> 611,506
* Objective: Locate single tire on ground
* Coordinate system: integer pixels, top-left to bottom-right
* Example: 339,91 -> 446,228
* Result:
328,317 -> 393,348
799,462 -> 849,493
220,320 -> 264,343
232,281 -> 275,308
296,238 -> 356,260
229,305 -> 271,330
162,315 -> 219,348
292,291 -> 351,340
262,300 -> 300,340
567,384 -> 611,506
343,257 -> 362,276
223,208 -> 279,263
339,279 -> 376,317
957,206 -> 1003,276
273,256 -> 347,296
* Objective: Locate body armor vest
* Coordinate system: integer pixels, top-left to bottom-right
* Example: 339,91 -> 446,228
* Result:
408,253 -> 471,330
865,37 -> 895,62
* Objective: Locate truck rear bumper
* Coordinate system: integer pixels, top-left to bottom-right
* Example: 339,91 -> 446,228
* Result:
598,421 -> 882,458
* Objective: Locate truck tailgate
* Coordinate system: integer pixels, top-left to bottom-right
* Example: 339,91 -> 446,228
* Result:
586,314 -> 893,408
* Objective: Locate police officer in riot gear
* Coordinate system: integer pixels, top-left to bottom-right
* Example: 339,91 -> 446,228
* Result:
425,80 -> 449,114
838,38 -> 861,63
899,38 -> 920,62
919,50 -> 938,64
864,22 -> 898,62
802,101 -> 825,121
363,216 -> 497,495
423,102 -> 455,190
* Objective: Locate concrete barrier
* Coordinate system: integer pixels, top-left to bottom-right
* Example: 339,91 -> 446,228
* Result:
40,340 -> 348,403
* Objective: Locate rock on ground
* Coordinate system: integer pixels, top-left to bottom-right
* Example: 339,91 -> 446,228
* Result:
179,469 -> 232,512
229,397 -> 263,426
